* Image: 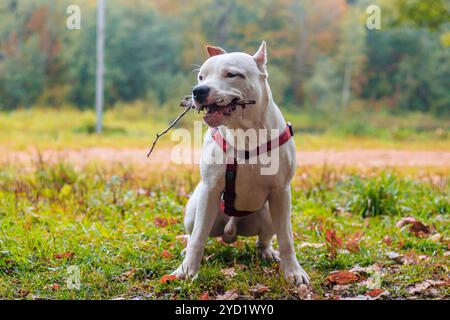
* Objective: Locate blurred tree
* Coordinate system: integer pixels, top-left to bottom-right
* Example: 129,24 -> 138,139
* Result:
65,0 -> 182,107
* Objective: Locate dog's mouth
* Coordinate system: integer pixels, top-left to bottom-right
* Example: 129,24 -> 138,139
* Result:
200,99 -> 238,127
203,101 -> 237,115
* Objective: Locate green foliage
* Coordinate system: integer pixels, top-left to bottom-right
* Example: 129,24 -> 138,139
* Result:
0,0 -> 448,117
65,0 -> 184,107
342,174 -> 403,217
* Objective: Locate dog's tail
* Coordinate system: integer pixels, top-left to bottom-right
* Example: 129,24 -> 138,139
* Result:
221,217 -> 238,243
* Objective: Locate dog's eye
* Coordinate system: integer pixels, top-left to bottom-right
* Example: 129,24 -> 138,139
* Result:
198,75 -> 203,81
226,72 -> 239,78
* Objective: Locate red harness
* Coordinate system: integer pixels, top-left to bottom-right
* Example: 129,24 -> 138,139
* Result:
211,123 -> 294,217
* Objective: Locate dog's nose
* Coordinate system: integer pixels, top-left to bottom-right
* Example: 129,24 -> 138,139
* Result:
192,85 -> 210,103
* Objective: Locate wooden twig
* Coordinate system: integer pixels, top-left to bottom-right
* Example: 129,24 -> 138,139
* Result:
180,96 -> 256,109
146,104 -> 193,158
147,96 -> 256,158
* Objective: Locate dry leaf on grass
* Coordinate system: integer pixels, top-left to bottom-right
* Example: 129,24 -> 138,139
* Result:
175,234 -> 189,244
327,271 -> 359,285
325,230 -> 343,257
154,217 -> 178,228
383,236 -> 392,245
365,289 -> 387,298
120,268 -> 138,279
299,242 -> 325,249
250,284 -> 269,295
161,250 -> 173,259
160,274 -> 177,284
386,251 -> 403,262
215,290 -> 238,300
350,263 -> 382,276
396,217 -> 431,237
345,231 -> 363,253
220,267 -> 237,278
408,280 -> 447,295
54,251 -> 74,259
46,283 -> 60,290
199,291 -> 209,300
429,233 -> 442,242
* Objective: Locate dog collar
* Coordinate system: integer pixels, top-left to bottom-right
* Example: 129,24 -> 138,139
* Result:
211,123 -> 294,217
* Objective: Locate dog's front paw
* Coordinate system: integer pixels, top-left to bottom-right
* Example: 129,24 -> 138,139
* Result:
258,246 -> 281,262
282,261 -> 310,285
171,261 -> 199,280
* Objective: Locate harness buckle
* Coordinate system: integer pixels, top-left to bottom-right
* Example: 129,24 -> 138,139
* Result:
288,122 -> 294,137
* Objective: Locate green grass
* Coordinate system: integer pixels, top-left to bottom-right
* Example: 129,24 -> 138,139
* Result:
0,103 -> 448,151
0,162 -> 448,299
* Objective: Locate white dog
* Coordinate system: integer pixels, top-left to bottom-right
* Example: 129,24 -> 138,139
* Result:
171,42 -> 310,285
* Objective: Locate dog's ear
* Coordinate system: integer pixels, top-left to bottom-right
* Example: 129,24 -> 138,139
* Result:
253,41 -> 267,69
206,45 -> 226,57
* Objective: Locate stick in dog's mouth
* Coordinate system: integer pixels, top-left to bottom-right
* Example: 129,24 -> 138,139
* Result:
146,97 -> 256,158
180,96 -> 256,111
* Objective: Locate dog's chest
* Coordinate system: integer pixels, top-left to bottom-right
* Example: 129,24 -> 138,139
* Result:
201,138 -> 295,212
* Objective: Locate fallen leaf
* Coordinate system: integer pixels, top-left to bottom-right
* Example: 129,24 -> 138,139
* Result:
325,230 -> 343,257
350,263 -> 382,275
154,217 -> 178,228
54,252 -> 74,259
325,230 -> 343,248
161,250 -> 173,259
327,271 -> 359,285
295,284 -> 311,299
396,217 -> 431,237
215,290 -> 238,300
120,268 -> 136,279
396,217 -> 418,228
402,252 -> 429,265
17,289 -> 30,297
199,291 -> 209,300
386,251 -> 403,262
160,274 -> 177,284
345,231 -> 363,253
383,236 -> 392,245
220,267 -> 237,278
408,280 -> 447,295
332,284 -> 352,291
429,233 -> 442,242
175,234 -> 189,244
49,283 -> 60,290
262,267 -> 276,275
299,242 -> 325,249
250,283 -> 269,295
366,289 -> 386,298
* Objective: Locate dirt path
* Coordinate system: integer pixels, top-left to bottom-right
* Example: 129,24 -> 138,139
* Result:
1,147 -> 449,169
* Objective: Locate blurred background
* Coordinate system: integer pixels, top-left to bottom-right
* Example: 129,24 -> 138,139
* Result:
0,1 -> 449,300
0,0 -> 449,150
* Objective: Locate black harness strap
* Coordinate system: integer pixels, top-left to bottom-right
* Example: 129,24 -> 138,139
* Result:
213,123 -> 294,217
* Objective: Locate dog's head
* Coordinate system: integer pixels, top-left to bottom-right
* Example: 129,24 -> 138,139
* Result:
193,41 -> 269,128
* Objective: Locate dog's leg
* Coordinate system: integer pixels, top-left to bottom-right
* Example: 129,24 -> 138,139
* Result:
256,205 -> 280,261
171,183 -> 221,279
268,187 -> 310,285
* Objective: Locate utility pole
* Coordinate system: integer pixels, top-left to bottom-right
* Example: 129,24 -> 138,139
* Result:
95,0 -> 105,133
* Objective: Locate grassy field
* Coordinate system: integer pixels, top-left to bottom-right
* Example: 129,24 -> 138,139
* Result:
0,104 -> 449,151
0,162 -> 448,300
0,106 -> 448,299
